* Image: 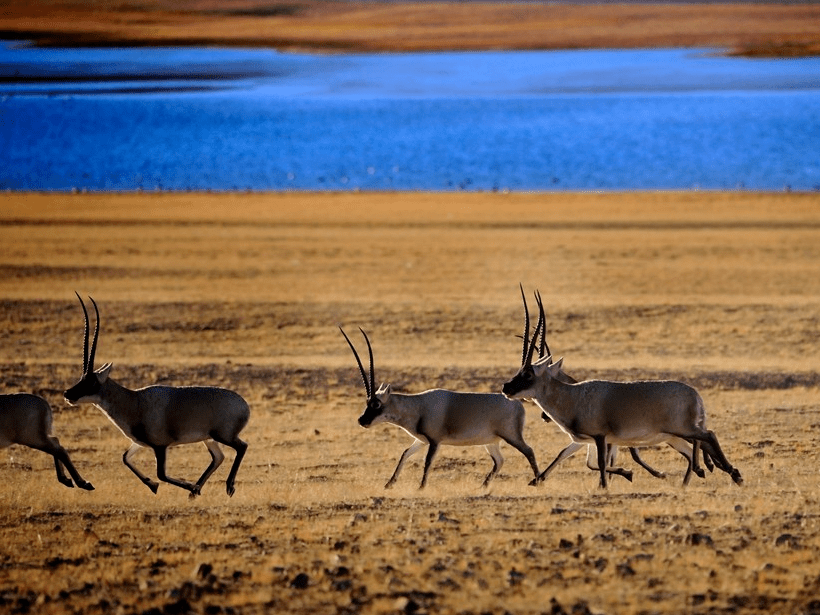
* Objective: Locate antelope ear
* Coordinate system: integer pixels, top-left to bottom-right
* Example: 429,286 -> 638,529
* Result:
95,362 -> 113,382
375,383 -> 391,397
548,357 -> 564,372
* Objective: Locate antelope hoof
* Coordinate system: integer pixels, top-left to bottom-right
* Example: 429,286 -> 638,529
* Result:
731,469 -> 743,485
78,481 -> 95,491
189,485 -> 203,500
226,484 -> 235,498
694,467 -> 706,479
145,480 -> 159,494
622,470 -> 633,483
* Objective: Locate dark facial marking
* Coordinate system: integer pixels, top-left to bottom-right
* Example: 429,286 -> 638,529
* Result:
358,398 -> 383,427
502,367 -> 534,396
64,372 -> 101,404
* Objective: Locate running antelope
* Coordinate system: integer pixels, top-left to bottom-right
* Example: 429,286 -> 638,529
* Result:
64,294 -> 250,498
340,327 -> 540,489
520,287 -> 668,482
0,393 -> 94,490
503,293 -> 742,488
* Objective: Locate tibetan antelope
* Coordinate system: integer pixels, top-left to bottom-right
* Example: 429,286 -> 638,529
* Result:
0,393 -> 94,490
340,326 -> 540,489
520,286 -> 667,482
503,292 -> 742,488
64,294 -> 250,498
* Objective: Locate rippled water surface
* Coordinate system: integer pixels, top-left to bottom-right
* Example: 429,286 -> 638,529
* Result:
1,44 -> 819,191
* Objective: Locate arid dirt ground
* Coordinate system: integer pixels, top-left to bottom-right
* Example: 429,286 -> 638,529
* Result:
1,191 -> 819,614
2,0 -> 820,56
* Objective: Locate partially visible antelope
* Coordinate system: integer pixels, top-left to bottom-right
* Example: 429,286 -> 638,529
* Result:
503,292 -> 742,488
520,286 -> 669,482
0,393 -> 94,490
64,294 -> 249,498
340,327 -> 540,489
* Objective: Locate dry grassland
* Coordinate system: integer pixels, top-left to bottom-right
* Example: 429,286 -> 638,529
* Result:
2,0 -> 820,56
1,191 -> 820,614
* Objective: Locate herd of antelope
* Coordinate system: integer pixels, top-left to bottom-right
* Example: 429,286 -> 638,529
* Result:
1,287 -> 742,497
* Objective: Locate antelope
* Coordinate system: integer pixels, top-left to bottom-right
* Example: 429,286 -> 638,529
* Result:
519,286 -> 667,483
64,294 -> 250,498
502,291 -> 742,488
340,326 -> 540,489
0,393 -> 94,490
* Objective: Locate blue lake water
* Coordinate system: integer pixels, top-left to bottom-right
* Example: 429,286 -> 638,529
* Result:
1,43 -> 819,191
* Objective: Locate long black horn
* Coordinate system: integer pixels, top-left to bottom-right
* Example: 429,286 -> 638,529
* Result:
535,290 -> 550,359
88,296 -> 100,373
340,326 -> 371,398
524,291 -> 545,367
75,291 -> 90,375
519,283 -> 530,367
361,327 -> 375,399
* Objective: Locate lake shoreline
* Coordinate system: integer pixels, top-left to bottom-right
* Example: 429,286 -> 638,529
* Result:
1,1 -> 819,57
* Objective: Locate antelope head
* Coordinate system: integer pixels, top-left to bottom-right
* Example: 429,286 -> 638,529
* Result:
502,286 -> 551,399
340,327 -> 393,428
64,293 -> 113,405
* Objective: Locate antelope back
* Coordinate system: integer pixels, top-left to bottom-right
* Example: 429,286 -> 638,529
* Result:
433,391 -> 526,442
553,376 -> 704,438
598,379 -> 704,428
141,386 -> 250,442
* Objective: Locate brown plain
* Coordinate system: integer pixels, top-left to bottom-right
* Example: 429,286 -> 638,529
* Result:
1,191 -> 820,614
2,0 -> 820,56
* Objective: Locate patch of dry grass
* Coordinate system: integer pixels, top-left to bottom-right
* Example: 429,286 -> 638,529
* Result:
1,191 -> 820,614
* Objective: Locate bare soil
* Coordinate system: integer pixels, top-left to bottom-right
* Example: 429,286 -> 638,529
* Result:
1,0 -> 820,56
1,191 -> 820,614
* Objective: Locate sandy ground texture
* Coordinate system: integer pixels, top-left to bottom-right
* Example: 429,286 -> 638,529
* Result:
0,191 -> 820,614
1,0 -> 820,56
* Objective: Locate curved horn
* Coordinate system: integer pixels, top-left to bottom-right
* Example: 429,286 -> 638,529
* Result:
524,290 -> 545,367
87,296 -> 100,374
75,291 -> 90,374
362,327 -> 375,399
535,290 -> 550,359
340,326 -> 371,398
519,283 -> 530,367
525,312 -> 542,367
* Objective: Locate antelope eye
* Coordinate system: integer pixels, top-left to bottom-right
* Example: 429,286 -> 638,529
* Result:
368,399 -> 382,411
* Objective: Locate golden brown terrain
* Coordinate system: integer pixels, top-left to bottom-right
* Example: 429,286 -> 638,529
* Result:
1,0 -> 820,56
1,191 -> 819,614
